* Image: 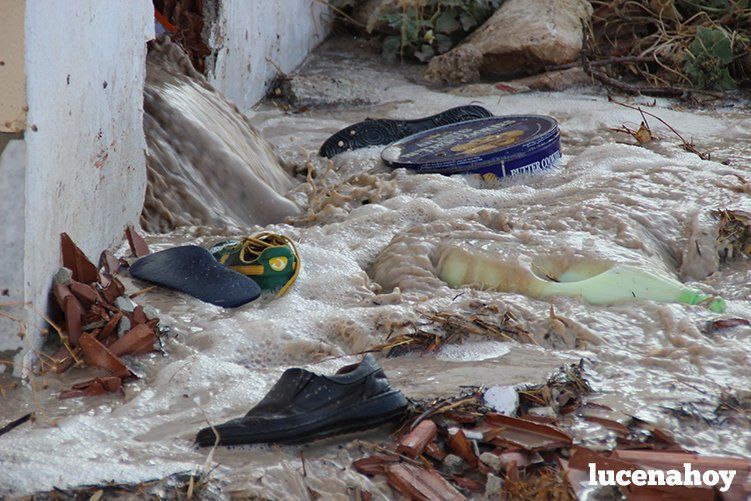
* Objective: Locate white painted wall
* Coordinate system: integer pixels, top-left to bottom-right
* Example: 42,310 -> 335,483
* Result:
0,0 -> 154,375
0,140 -> 26,353
206,0 -> 333,111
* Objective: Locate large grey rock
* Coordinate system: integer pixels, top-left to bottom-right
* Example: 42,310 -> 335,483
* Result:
423,45 -> 483,84
429,0 -> 592,82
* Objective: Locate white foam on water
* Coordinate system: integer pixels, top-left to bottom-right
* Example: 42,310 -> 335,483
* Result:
437,341 -> 512,362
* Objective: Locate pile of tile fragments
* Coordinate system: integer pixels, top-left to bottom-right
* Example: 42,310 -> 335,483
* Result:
352,363 -> 751,500
43,226 -> 162,399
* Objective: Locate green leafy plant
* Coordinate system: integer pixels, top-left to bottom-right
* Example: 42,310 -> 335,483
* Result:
379,0 -> 503,62
684,27 -> 740,90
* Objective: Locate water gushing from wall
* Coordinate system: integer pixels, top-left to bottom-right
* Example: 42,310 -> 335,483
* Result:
141,38 -> 299,232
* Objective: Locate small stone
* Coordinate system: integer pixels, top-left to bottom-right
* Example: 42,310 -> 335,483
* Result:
442,454 -> 465,474
53,267 -> 73,286
528,406 -> 557,418
479,452 -> 502,473
484,385 -> 518,415
114,295 -> 137,313
143,305 -> 159,320
278,74 -> 381,108
485,473 -> 503,498
117,317 -> 131,338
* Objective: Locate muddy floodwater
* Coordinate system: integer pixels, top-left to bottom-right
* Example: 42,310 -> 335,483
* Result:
1,39 -> 750,498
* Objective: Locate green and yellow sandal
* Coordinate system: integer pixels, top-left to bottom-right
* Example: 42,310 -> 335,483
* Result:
209,232 -> 300,297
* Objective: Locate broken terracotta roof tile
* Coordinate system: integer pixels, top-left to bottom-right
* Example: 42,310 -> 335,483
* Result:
385,463 -> 466,501
398,420 -> 438,459
98,311 -> 123,341
353,454 -> 398,477
125,225 -> 150,257
131,305 -> 148,325
100,249 -> 122,276
101,277 -> 125,303
53,284 -> 73,310
59,376 -> 123,399
79,332 -> 131,377
583,416 -> 630,436
108,324 -> 156,357
612,450 -> 751,478
446,428 -> 478,467
477,414 -> 573,452
70,281 -> 100,307
60,233 -> 99,284
425,441 -> 447,461
47,345 -> 78,374
450,476 -> 483,493
64,295 -> 84,346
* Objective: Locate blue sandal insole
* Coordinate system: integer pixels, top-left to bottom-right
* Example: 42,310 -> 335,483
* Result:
130,246 -> 261,308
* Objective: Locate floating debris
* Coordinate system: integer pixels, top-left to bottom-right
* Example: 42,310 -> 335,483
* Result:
351,364 -> 750,499
369,303 -> 536,357
714,209 -> 751,262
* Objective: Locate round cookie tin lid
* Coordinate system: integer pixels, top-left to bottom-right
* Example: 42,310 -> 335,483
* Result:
381,115 -> 559,173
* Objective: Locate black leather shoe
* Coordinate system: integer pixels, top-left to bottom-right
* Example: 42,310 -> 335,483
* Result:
196,354 -> 408,446
319,105 -> 493,158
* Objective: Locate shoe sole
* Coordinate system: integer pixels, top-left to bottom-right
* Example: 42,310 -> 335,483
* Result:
197,390 -> 409,446
319,105 -> 493,158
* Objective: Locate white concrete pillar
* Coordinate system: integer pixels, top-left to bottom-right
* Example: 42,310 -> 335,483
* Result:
0,0 -> 154,376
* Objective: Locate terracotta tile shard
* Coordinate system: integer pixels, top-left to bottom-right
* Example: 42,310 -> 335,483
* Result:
479,414 -> 572,452
353,454 -> 398,477
79,332 -> 131,377
583,416 -> 630,436
125,225 -> 149,257
59,376 -> 123,399
425,441 -> 447,461
398,420 -> 438,459
131,305 -> 147,325
108,324 -> 156,357
100,249 -> 122,276
47,345 -> 79,373
450,476 -> 483,492
101,277 -> 125,303
99,311 -> 123,342
69,281 -> 100,307
446,428 -> 478,467
385,463 -> 466,501
612,450 -> 751,479
60,233 -> 99,284
53,284 -> 73,310
64,295 -> 84,346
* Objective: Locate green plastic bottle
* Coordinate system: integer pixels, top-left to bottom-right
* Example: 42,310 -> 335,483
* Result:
439,246 -> 726,313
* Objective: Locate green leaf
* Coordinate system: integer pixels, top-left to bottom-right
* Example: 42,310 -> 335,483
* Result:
435,11 -> 462,33
691,27 -> 733,64
435,33 -> 454,53
459,12 -> 478,31
381,35 -> 402,60
414,43 -> 436,62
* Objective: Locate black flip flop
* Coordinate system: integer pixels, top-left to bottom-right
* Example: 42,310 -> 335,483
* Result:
318,105 -> 493,158
130,246 -> 261,308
